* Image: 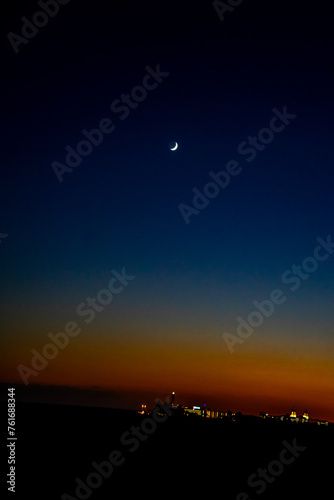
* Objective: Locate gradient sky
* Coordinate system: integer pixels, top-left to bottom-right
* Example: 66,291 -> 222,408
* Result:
1,0 -> 334,421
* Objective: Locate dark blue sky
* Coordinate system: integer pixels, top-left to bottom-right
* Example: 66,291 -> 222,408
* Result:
1,0 -> 334,418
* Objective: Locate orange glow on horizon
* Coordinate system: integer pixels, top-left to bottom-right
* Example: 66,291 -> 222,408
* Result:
3,328 -> 334,422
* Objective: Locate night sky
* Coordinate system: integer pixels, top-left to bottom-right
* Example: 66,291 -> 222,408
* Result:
1,0 -> 334,421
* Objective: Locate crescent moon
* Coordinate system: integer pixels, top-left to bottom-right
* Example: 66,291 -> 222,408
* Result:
170,141 -> 178,151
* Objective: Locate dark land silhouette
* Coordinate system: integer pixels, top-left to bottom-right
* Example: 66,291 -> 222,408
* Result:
3,400 -> 332,499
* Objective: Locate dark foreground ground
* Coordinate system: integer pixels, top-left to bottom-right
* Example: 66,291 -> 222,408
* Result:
1,401 -> 333,499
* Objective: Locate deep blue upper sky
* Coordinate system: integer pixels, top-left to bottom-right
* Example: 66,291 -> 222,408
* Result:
2,1 -> 333,284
